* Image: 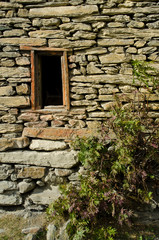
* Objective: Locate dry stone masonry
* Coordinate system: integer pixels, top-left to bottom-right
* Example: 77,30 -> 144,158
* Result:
0,0 -> 159,225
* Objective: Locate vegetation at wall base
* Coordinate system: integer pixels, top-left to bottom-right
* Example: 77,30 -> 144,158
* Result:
47,61 -> 159,240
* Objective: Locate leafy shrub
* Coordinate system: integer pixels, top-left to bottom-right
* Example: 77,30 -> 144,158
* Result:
47,61 -> 159,240
132,60 -> 159,92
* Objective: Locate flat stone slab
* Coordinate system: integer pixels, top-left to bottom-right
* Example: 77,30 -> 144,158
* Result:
29,140 -> 67,151
0,67 -> 30,78
0,124 -> 23,134
0,193 -> 22,206
23,127 -> 97,140
70,74 -> 137,85
29,186 -> 60,205
29,5 -> 98,18
99,53 -> 128,64
0,150 -> 78,168
17,166 -> 45,179
0,97 -> 30,107
0,38 -> 46,46
0,181 -> 17,193
0,137 -> 29,151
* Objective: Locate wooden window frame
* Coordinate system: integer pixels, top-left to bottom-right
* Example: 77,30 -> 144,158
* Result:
20,46 -> 70,111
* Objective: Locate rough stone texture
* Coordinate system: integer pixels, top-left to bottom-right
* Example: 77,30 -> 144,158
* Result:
46,224 -> 56,240
12,0 -> 45,3
29,30 -> 67,39
98,39 -> 134,46
29,186 -> 61,205
16,57 -> 30,66
1,114 -> 16,123
0,124 -> 23,134
0,97 -> 30,107
0,67 -> 30,78
0,193 -> 22,206
24,121 -> 48,128
0,165 -> 12,180
0,150 -> 78,168
29,140 -> 67,151
1,58 -> 15,67
18,113 -> 39,122
0,86 -> 15,96
4,29 -> 25,37
87,62 -> 104,74
70,74 -> 135,85
23,127 -> 98,140
0,38 -> 46,46
0,137 -> 29,151
55,168 -> 73,177
99,53 -> 128,64
16,84 -> 30,95
60,23 -> 91,31
17,167 -> 45,179
0,2 -> 22,9
18,181 -> 36,194
0,181 -> 17,193
49,39 -> 96,48
29,5 -> 98,18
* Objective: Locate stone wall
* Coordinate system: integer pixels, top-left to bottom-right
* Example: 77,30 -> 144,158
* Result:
0,0 -> 159,219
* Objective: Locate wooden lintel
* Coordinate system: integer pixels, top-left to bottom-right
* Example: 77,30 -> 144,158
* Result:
20,45 -> 71,52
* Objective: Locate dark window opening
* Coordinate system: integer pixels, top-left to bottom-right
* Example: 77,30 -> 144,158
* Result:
20,46 -> 70,110
41,55 -> 63,107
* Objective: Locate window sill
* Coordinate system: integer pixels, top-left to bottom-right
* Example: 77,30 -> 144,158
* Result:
22,106 -> 69,114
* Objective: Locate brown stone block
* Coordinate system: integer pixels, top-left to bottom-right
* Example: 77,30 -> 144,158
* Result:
51,120 -> 65,127
29,30 -> 67,39
29,5 -> 98,18
1,114 -> 16,123
0,96 -> 30,107
0,38 -> 46,47
0,86 -> 15,96
0,124 -> 23,134
0,2 -> 22,9
98,39 -> 134,46
4,29 -> 25,37
23,127 -> 98,140
70,74 -> 136,85
17,167 -> 45,179
0,137 -> 29,151
48,39 -> 96,48
16,84 -> 30,95
24,121 -> 48,128
99,53 -> 128,64
13,0 -> 44,4
40,114 -> 53,121
0,67 -> 30,78
18,112 -> 39,122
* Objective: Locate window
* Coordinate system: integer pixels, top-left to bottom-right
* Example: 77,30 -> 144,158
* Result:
20,47 -> 70,110
41,54 -> 63,106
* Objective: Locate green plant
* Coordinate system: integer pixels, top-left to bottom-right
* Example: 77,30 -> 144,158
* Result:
47,61 -> 159,240
132,60 -> 159,92
48,101 -> 159,239
36,228 -> 47,240
138,235 -> 156,240
0,237 -> 9,240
